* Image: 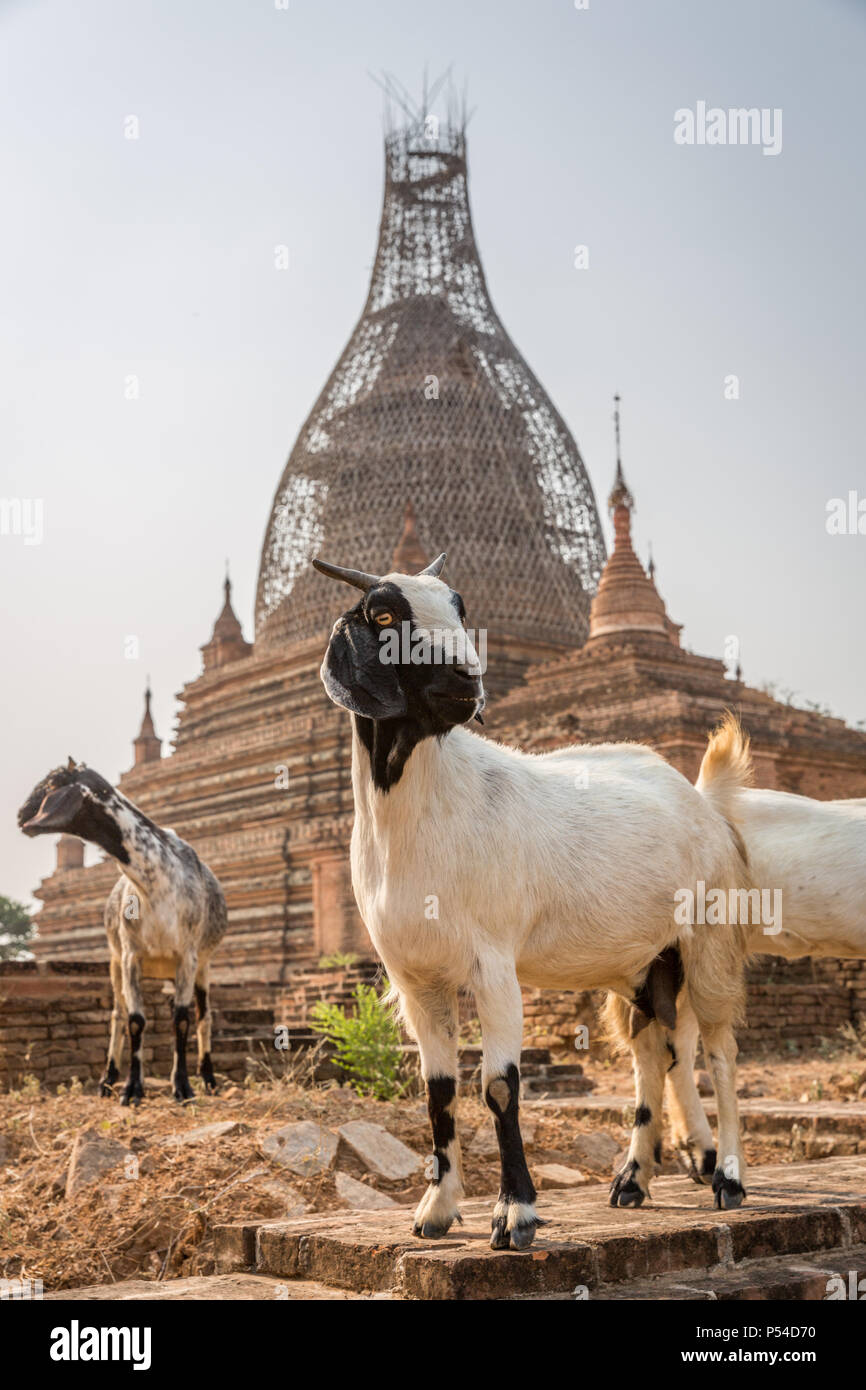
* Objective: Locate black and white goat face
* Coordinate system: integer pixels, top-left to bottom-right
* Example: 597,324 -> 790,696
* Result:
18,760 -> 129,862
313,554 -> 486,734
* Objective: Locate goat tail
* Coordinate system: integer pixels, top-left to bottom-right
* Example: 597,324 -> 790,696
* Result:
696,710 -> 753,827
600,991 -> 633,1057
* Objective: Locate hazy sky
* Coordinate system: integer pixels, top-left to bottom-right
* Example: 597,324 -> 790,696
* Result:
2,0 -> 864,907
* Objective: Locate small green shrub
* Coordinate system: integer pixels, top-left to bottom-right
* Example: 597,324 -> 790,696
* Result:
838,1018 -> 866,1060
12,1073 -> 41,1099
311,981 -> 404,1100
317,951 -> 361,971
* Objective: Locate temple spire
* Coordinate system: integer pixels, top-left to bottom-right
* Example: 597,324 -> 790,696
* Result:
608,394 -> 634,513
133,680 -> 162,766
201,566 -> 252,671
587,401 -> 682,648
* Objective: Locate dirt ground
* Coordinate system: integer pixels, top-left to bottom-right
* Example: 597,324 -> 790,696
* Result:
2,1047 -> 865,1293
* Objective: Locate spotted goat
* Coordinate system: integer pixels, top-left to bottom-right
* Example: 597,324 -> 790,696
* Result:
313,552 -> 752,1250
18,761 -> 227,1105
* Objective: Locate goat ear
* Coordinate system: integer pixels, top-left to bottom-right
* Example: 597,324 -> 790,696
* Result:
321,621 -> 407,721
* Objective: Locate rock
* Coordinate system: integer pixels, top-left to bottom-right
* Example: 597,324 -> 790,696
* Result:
695,1070 -> 713,1097
249,1168 -> 308,1217
469,1119 -> 536,1155
836,1075 -> 858,1096
572,1130 -> 620,1171
799,1091 -> 811,1104
163,1121 -> 247,1146
534,1163 -> 587,1189
858,1082 -> 866,1102
335,1172 -> 401,1210
261,1121 -> 337,1177
337,1121 -> 422,1179
65,1128 -> 133,1199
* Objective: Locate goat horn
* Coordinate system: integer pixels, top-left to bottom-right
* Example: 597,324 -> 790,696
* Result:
417,553 -> 446,578
312,558 -> 380,592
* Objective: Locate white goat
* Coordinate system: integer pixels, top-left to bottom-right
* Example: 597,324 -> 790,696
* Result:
662,753 -> 866,1180
313,553 -> 751,1250
19,760 -> 227,1105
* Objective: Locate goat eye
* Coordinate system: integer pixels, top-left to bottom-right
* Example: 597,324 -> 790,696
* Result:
373,612 -> 394,627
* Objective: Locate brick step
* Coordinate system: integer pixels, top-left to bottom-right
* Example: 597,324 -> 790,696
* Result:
215,1028 -> 315,1048
42,1244 -> 866,1303
589,1245 -> 866,1301
450,1046 -> 554,1066
215,1155 -> 866,1300
527,1093 -> 866,1138
523,1075 -> 594,1097
215,1009 -> 277,1027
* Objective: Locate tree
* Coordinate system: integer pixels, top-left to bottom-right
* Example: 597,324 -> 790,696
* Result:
0,895 -> 36,960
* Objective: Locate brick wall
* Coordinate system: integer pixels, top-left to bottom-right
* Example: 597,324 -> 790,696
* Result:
0,962 -> 284,1090
0,963 -> 180,1089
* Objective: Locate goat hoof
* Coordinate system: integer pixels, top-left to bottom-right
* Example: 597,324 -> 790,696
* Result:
490,1215 -> 510,1249
200,1057 -> 217,1093
413,1219 -> 452,1239
489,1219 -> 538,1251
507,1220 -> 538,1251
712,1171 -> 746,1210
612,1183 -> 645,1208
609,1164 -> 647,1208
120,1087 -> 143,1107
490,1200 -> 539,1250
99,1063 -> 119,1097
173,1082 -> 196,1103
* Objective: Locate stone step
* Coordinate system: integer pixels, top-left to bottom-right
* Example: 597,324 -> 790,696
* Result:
43,1245 -> 866,1302
452,1046 -> 553,1066
523,1075 -> 594,1097
527,1093 -> 866,1138
214,1155 -> 866,1300
590,1245 -> 866,1301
